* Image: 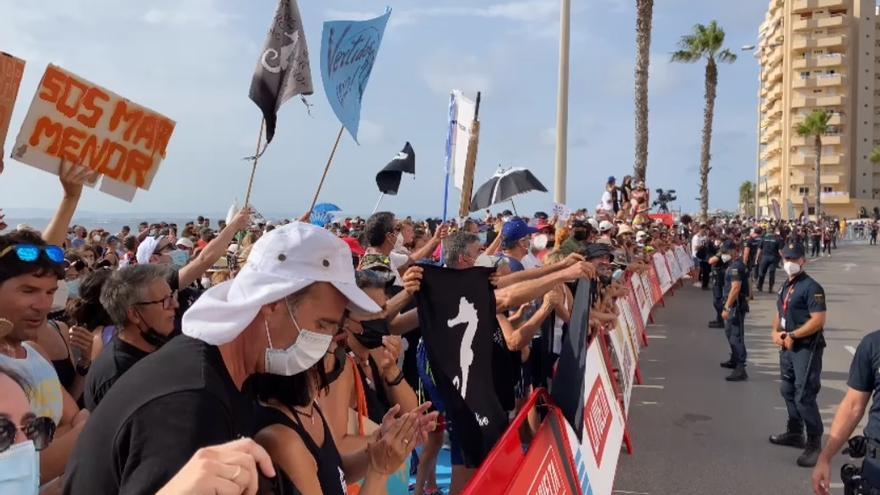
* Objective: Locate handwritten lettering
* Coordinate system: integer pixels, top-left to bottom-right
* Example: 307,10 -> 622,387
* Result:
326,25 -> 379,107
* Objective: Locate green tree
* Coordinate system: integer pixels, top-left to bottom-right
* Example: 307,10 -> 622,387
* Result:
739,181 -> 755,216
671,21 -> 737,220
869,144 -> 880,164
633,0 -> 654,182
795,109 -> 831,220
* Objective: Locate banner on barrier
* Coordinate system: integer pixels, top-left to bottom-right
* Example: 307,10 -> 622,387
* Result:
652,253 -> 672,293
664,250 -> 681,282
618,299 -> 640,361
608,322 -> 636,416
505,410 -> 582,495
563,341 -> 625,495
643,270 -> 661,311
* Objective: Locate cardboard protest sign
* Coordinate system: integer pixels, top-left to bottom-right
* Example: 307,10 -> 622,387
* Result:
0,52 -> 25,174
11,64 -> 175,201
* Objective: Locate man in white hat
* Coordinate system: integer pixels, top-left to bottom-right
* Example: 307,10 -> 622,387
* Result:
64,222 -> 383,495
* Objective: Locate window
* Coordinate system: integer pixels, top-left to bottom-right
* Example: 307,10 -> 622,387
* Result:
800,71 -> 811,78
799,187 -> 810,195
823,186 -> 833,193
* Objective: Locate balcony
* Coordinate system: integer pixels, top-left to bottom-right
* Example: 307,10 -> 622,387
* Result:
790,133 -> 844,146
792,34 -> 848,50
792,0 -> 846,13
792,112 -> 843,126
763,64 -> 783,83
790,173 -> 843,186
760,162 -> 781,176
761,147 -> 781,161
791,94 -> 846,107
791,153 -> 844,166
820,191 -> 851,204
792,74 -> 846,88
792,53 -> 845,69
792,14 -> 847,32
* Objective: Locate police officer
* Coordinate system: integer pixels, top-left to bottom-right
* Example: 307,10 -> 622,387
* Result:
743,227 -> 763,298
811,329 -> 880,494
719,240 -> 749,381
769,242 -> 827,468
707,236 -> 727,329
756,227 -> 783,293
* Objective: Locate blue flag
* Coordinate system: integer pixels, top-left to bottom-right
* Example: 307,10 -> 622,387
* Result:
320,8 -> 391,143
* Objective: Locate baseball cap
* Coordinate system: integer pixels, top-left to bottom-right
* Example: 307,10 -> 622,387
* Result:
176,237 -> 194,250
607,176 -> 616,184
599,220 -> 614,233
587,218 -> 600,231
136,236 -> 164,265
183,222 -> 380,345
781,242 -> 806,259
502,217 -> 539,242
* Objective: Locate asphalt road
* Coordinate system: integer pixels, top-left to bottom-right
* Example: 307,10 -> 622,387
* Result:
614,243 -> 880,495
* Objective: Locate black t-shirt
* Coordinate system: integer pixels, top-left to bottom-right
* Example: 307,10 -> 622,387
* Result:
63,336 -> 293,495
776,272 -> 827,350
168,269 -> 203,332
761,234 -> 782,260
847,330 -> 880,441
83,335 -> 150,411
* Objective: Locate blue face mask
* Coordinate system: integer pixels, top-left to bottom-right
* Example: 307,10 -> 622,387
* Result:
0,440 -> 39,495
169,250 -> 189,268
66,279 -> 82,299
478,232 -> 488,245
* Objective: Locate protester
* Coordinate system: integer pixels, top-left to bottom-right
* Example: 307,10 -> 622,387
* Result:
63,222 -> 436,494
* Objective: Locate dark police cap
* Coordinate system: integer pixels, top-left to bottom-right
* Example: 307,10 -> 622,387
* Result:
781,242 -> 805,259
584,243 -> 614,261
719,240 -> 737,253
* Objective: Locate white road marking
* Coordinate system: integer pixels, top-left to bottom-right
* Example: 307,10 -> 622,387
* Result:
648,335 -> 667,339
634,384 -> 665,389
639,401 -> 659,405
845,345 -> 856,355
613,491 -> 650,495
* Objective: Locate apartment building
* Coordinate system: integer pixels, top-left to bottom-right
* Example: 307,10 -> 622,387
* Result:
757,0 -> 880,220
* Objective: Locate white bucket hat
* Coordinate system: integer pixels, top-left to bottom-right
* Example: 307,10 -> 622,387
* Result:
183,222 -> 380,345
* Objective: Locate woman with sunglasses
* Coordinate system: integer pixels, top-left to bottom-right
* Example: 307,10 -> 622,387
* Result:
0,366 -> 57,494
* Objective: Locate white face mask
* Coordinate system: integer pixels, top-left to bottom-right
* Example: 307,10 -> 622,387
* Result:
200,276 -> 212,289
0,440 -> 39,495
783,261 -> 802,277
721,254 -> 732,263
264,302 -> 333,376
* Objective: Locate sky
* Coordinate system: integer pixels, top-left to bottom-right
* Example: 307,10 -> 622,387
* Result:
0,0 -> 770,220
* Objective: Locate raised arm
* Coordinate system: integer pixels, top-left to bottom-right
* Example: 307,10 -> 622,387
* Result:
409,224 -> 447,262
495,262 -> 595,312
43,161 -> 95,247
178,207 -> 251,288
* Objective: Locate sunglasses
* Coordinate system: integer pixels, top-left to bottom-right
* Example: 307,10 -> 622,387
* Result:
0,415 -> 56,452
0,244 -> 65,264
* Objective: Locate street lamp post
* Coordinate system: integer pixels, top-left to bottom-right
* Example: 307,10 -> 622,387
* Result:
554,0 -> 571,204
742,44 -> 761,218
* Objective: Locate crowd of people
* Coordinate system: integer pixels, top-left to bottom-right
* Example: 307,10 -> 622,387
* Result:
0,161 -> 870,494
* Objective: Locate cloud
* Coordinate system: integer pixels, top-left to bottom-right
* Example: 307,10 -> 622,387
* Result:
357,120 -> 388,146
603,53 -> 683,97
421,53 -> 492,96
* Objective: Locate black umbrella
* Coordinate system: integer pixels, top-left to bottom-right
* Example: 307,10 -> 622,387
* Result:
469,167 -> 548,213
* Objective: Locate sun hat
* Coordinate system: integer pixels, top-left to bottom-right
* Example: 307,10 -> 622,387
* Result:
182,222 -> 380,345
136,236 -> 164,265
175,237 -> 194,250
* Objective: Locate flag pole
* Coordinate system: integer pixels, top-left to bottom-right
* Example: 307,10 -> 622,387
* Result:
458,92 -> 481,219
243,120 -> 265,206
371,193 -> 385,214
308,125 -> 345,214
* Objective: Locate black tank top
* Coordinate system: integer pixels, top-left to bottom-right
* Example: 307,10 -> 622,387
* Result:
258,404 -> 346,495
48,320 -> 76,391
358,357 -> 391,425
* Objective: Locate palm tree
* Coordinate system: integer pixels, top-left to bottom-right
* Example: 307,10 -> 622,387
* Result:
633,0 -> 654,183
795,109 -> 831,220
671,21 -> 737,220
739,181 -> 755,215
870,144 -> 880,165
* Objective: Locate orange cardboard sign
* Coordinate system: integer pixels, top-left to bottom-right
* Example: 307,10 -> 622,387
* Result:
0,52 -> 25,173
11,64 -> 175,201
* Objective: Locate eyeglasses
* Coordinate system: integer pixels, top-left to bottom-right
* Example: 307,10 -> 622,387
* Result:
0,415 -> 56,452
0,245 -> 65,264
135,291 -> 177,310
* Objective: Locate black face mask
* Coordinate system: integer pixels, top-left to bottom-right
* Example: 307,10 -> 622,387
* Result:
573,230 -> 588,241
135,310 -> 172,348
354,319 -> 389,350
245,364 -> 330,409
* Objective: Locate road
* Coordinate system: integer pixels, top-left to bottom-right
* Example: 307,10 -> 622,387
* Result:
614,243 -> 880,495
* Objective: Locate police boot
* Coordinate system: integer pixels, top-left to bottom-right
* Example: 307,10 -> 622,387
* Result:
769,420 -> 806,448
725,366 -> 748,381
796,435 -> 822,468
720,357 -> 736,369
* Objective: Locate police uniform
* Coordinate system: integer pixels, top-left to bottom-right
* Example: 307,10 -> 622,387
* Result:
721,243 -> 749,381
769,242 -> 827,467
757,232 -> 782,292
846,330 -> 880,489
708,248 -> 728,327
744,234 -> 761,282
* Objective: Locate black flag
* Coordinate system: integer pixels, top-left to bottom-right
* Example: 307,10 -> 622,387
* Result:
550,279 -> 592,439
375,142 -> 416,195
415,264 -> 507,467
249,0 -> 314,144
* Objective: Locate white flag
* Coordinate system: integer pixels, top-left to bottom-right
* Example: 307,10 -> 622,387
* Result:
451,90 -> 476,190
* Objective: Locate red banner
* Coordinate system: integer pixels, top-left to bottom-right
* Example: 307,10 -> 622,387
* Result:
647,264 -> 662,304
